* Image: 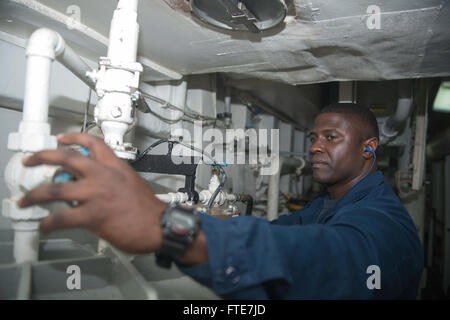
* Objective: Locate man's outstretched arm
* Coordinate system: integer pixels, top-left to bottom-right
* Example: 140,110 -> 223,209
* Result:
18,132 -> 208,265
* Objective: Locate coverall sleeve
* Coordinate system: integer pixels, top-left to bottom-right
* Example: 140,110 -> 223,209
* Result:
178,209 -> 423,299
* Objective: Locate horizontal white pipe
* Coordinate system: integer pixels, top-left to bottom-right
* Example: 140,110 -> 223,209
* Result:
157,191 -> 238,206
267,157 -> 305,221
156,192 -> 189,204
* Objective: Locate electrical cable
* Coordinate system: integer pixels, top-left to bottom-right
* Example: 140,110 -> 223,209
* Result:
81,88 -> 92,133
132,139 -> 227,209
140,91 -> 217,123
172,140 -> 227,209
358,147 -> 376,183
131,139 -> 169,164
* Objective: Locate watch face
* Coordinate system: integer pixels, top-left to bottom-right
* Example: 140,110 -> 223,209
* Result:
169,211 -> 195,236
171,212 -> 194,227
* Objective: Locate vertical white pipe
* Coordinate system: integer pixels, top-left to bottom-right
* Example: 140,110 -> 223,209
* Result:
6,28 -> 95,263
107,0 -> 139,63
117,0 -> 139,12
12,222 -> 40,263
266,157 -> 305,220
14,231 -> 39,263
97,0 -> 141,157
267,157 -> 283,221
22,56 -> 52,123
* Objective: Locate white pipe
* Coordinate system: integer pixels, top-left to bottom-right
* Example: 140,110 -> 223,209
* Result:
156,192 -> 189,204
94,0 -> 142,159
107,0 -> 139,63
156,190 -> 238,206
267,156 -> 305,221
267,157 -> 283,221
381,80 -> 413,142
58,44 -> 96,90
225,88 -> 232,128
4,27 -> 95,264
22,28 -> 94,126
117,0 -> 139,11
198,190 -> 238,206
22,56 -> 52,123
13,221 -> 40,263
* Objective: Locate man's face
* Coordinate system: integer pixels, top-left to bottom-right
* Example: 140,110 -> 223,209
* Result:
308,113 -> 365,186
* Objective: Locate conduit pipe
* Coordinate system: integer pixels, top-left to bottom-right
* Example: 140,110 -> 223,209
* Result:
380,80 -> 414,144
267,156 -> 305,221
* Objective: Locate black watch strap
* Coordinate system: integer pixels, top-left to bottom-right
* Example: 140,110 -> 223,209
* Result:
155,204 -> 201,268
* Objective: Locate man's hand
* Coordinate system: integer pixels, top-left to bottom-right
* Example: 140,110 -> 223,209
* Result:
17,133 -> 167,254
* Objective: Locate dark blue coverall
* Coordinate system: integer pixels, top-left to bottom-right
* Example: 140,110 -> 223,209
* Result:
178,171 -> 424,299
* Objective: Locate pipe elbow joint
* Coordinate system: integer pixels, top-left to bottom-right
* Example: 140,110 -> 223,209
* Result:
26,28 -> 65,60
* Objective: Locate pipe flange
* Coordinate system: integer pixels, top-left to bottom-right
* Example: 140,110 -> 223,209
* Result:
8,132 -> 57,152
2,198 -> 49,221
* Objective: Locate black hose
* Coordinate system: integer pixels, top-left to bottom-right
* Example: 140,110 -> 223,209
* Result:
131,139 -> 169,164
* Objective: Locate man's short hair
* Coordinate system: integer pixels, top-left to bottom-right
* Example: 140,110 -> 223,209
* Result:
318,103 -> 380,142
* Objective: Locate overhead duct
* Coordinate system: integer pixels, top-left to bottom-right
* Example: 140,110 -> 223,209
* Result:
191,0 -> 287,33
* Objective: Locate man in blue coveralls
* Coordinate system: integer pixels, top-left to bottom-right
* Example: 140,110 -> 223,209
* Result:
18,103 -> 424,299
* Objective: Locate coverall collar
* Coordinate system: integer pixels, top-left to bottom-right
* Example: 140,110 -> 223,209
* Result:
327,170 -> 384,211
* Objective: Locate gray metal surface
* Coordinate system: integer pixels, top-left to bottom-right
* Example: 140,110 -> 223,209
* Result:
0,0 -> 449,84
0,230 -> 219,300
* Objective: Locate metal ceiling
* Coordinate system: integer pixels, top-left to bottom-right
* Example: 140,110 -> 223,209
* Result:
0,0 -> 449,86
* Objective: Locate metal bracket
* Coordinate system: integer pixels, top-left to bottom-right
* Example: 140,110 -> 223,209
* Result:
217,0 -> 260,33
130,155 -> 201,203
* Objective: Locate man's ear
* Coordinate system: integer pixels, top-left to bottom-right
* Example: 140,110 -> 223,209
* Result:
362,137 -> 378,159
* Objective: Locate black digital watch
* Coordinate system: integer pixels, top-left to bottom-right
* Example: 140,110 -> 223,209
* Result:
155,204 -> 201,269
